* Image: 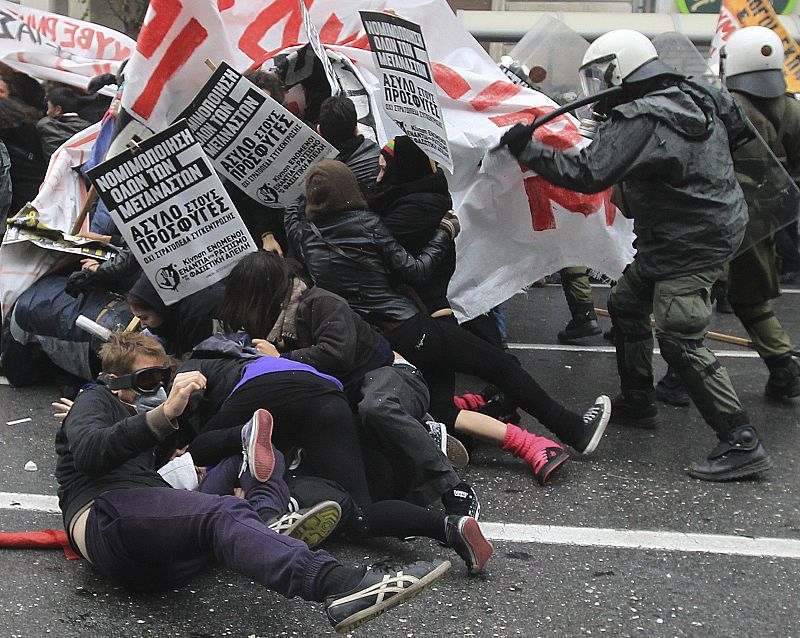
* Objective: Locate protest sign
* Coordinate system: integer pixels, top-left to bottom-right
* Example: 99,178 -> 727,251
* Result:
177,62 -> 337,206
89,0 -> 636,321
87,120 -> 256,305
298,0 -> 340,97
360,10 -> 452,172
0,0 -> 132,90
709,0 -> 800,91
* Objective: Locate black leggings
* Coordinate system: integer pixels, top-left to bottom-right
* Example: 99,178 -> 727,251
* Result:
385,312 -> 583,445
189,372 -> 449,540
191,372 -> 372,505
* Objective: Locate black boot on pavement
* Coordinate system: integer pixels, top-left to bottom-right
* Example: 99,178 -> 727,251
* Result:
687,426 -> 773,481
764,353 -> 800,399
655,368 -> 690,407
558,303 -> 602,344
610,390 -> 659,429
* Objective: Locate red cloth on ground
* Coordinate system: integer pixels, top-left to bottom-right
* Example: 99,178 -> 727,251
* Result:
0,530 -> 81,559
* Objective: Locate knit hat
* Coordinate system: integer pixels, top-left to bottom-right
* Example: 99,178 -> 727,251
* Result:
380,136 -> 436,186
304,159 -> 367,217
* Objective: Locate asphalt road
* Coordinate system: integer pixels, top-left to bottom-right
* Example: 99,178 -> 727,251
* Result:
1,283 -> 798,638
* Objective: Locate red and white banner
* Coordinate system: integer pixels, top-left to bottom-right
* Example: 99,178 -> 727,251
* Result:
0,1 -> 133,91
123,1 -> 636,319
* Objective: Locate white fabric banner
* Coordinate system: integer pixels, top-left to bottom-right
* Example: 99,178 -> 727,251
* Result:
115,0 -> 637,320
0,1 -> 133,90
0,124 -> 101,317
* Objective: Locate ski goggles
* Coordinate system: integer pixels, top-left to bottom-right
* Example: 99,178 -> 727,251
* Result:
104,365 -> 171,393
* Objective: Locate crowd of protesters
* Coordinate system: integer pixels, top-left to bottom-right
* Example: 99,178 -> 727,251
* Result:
0,26 -> 798,632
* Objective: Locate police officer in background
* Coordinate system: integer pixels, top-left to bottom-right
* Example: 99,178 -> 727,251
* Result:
657,27 -> 800,406
721,26 -> 800,397
499,29 -> 772,481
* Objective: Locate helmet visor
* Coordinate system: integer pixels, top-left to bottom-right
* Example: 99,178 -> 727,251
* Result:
579,54 -> 618,99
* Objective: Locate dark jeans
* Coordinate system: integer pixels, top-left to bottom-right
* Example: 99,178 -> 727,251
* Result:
358,364 -> 459,506
84,464 -> 337,598
199,449 -> 289,518
384,312 -> 581,446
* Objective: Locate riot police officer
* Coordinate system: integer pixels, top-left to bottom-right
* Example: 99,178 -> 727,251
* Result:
500,29 -> 772,481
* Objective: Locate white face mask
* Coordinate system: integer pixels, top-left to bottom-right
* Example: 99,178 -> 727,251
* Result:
133,386 -> 168,415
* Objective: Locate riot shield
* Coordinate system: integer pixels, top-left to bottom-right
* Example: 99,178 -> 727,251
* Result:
506,15 -> 590,111
653,32 -> 800,256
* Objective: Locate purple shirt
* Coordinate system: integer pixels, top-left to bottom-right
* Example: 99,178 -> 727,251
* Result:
231,356 -> 344,396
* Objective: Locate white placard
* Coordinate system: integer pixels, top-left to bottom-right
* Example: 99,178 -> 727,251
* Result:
87,120 -> 256,305
360,10 -> 452,171
177,62 -> 337,205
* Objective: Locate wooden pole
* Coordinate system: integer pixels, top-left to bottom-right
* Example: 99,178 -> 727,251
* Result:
69,185 -> 97,235
593,307 -> 753,348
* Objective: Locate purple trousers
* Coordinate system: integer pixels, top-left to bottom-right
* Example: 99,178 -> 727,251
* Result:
84,449 -> 338,600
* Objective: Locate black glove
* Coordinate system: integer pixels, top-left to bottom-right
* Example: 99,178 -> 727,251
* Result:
65,269 -> 96,297
499,123 -> 533,157
64,249 -> 139,297
438,212 -> 460,239
87,73 -> 117,94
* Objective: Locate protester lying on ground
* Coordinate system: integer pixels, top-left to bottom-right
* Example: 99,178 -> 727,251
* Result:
125,273 -> 225,359
285,160 -> 611,484
0,94 -> 46,216
218,251 -> 476,514
1,273 -> 133,389
171,331 -> 492,576
37,87 -> 93,158
55,330 -> 451,633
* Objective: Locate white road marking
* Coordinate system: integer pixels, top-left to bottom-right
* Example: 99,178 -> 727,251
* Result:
2,492 -> 798,559
507,343 -> 761,358
1,492 -> 60,514
480,522 -> 800,559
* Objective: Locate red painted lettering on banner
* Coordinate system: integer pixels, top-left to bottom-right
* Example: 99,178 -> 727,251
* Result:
431,62 -> 470,100
76,27 -> 94,50
95,31 -> 115,59
39,16 -> 57,41
429,63 -> 614,228
131,18 -> 208,120
470,80 -> 522,111
218,0 -> 235,10
136,0 -> 182,59
489,107 -> 582,152
239,0 -> 309,62
319,13 -> 343,42
524,176 -> 614,230
60,21 -> 78,48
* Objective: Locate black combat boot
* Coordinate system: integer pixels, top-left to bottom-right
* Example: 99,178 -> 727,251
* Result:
655,367 -> 690,407
609,390 -> 659,429
688,426 -> 773,481
764,353 -> 800,399
557,302 -> 602,344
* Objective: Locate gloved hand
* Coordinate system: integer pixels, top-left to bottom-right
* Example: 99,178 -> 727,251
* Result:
499,123 -> 533,157
438,212 -> 460,239
64,269 -> 96,297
